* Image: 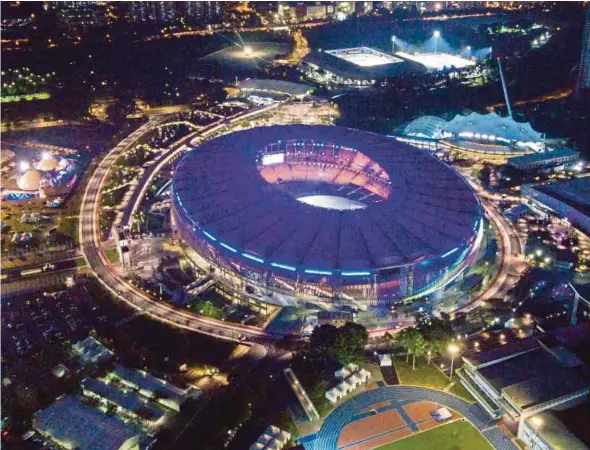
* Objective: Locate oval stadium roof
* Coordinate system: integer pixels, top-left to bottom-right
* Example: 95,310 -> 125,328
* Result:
173,125 -> 481,271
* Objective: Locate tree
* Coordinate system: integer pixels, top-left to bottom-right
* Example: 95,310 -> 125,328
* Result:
396,328 -> 426,370
309,322 -> 368,365
421,317 -> 454,355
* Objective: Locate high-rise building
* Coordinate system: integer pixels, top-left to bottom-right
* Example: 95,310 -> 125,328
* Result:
575,8 -> 590,100
130,1 -> 177,23
53,1 -> 106,29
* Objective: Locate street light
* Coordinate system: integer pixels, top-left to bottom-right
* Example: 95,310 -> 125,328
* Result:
448,344 -> 459,379
433,30 -> 441,54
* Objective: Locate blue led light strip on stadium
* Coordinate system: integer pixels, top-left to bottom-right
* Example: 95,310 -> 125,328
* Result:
202,231 -> 216,241
220,242 -> 237,253
341,271 -> 371,276
243,253 -> 264,263
270,262 -> 297,271
305,269 -> 332,276
441,247 -> 459,258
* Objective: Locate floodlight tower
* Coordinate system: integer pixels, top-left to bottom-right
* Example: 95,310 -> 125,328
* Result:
433,30 -> 441,54
391,35 -> 396,54
496,57 -> 513,119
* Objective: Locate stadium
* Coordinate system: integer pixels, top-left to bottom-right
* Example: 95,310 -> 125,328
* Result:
172,125 -> 483,308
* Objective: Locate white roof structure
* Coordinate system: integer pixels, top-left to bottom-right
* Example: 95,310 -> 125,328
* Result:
403,116 -> 446,139
335,367 -> 351,379
17,169 -> 42,191
346,363 -> 360,373
36,157 -> 59,172
33,395 -> 140,450
378,354 -> 393,367
112,365 -> 196,411
434,407 -> 452,421
443,112 -> 544,149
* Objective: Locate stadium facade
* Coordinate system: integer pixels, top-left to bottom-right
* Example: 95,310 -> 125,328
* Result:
172,125 -> 483,308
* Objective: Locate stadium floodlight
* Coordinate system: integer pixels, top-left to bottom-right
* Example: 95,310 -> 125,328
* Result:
243,46 -> 253,56
433,30 -> 441,53
19,161 -> 30,172
391,35 -> 396,53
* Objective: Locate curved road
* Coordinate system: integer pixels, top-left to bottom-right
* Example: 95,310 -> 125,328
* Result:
80,117 -> 277,344
310,385 -> 517,450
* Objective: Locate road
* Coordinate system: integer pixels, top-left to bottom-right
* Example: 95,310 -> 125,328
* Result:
79,113 -> 280,345
455,184 -> 527,314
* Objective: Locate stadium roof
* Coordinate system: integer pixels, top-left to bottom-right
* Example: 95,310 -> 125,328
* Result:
303,47 -> 426,81
443,112 -> 544,144
33,395 -> 140,450
173,125 -> 481,271
403,116 -> 446,139
240,78 -> 312,97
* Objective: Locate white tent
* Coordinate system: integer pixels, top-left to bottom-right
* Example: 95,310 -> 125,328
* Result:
326,387 -> 343,404
346,363 -> 360,373
346,374 -> 362,389
335,367 -> 351,379
358,368 -> 372,383
338,380 -> 354,394
378,354 -> 392,367
433,407 -> 452,422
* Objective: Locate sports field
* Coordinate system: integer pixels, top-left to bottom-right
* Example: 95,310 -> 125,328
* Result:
375,420 -> 493,450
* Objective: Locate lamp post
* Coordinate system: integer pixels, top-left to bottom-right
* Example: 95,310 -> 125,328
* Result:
448,344 -> 459,379
433,30 -> 441,54
391,35 -> 396,54
466,45 -> 471,58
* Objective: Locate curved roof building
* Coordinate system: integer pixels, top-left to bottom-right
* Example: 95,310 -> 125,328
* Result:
17,169 -> 42,191
172,125 -> 483,306
36,157 -> 59,172
443,112 -> 544,151
404,116 -> 446,139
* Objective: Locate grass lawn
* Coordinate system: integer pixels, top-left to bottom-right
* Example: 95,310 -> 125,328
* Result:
187,298 -> 223,320
104,248 -> 120,264
394,359 -> 475,402
376,420 -> 493,450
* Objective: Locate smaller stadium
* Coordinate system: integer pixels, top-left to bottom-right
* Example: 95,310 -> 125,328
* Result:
301,47 -> 426,87
397,112 -> 550,161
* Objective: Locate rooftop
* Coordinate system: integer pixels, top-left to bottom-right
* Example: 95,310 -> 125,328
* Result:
507,148 -> 579,166
112,365 -> 190,407
530,177 -> 590,217
240,79 -> 312,97
33,395 -> 140,450
82,377 -> 168,423
71,336 -> 113,366
529,406 -> 590,450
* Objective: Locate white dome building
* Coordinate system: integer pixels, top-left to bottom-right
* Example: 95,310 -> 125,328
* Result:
36,157 -> 59,172
17,169 -> 42,191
